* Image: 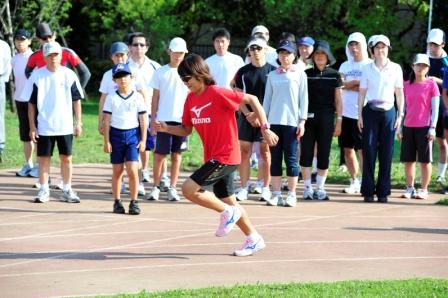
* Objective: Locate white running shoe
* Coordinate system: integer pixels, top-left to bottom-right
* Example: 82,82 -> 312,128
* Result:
141,169 -> 151,182
215,206 -> 242,237
138,182 -> 146,196
167,186 -> 181,201
233,236 -> 266,257
29,165 -> 39,178
252,180 -> 263,194
401,187 -> 416,199
54,178 -> 64,190
16,164 -> 32,177
303,187 -> 314,200
259,187 -> 271,202
160,176 -> 170,192
313,188 -> 329,200
236,188 -> 248,201
436,176 -> 446,186
34,188 -> 50,203
415,188 -> 428,200
266,192 -> 283,206
59,189 -> 80,203
285,191 -> 297,207
146,186 -> 160,201
344,178 -> 361,194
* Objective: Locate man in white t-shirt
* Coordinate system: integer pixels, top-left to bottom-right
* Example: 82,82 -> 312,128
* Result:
12,29 -> 36,177
22,41 -> 84,203
147,37 -> 189,202
205,28 -> 244,89
339,32 -> 372,194
0,37 -> 12,160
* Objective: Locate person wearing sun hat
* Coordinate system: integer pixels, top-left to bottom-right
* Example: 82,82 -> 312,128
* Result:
249,25 -> 277,66
357,34 -> 404,203
300,40 -> 343,201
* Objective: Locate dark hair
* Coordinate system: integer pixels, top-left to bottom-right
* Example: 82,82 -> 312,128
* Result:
131,32 -> 149,46
178,54 -> 216,86
212,28 -> 231,41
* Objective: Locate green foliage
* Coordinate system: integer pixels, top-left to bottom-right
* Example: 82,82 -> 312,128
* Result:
436,198 -> 448,205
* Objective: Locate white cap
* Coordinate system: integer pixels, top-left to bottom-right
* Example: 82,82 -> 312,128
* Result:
427,28 -> 445,45
247,37 -> 267,49
413,53 -> 430,66
169,37 -> 188,53
251,25 -> 269,36
371,34 -> 391,47
43,41 -> 62,57
367,35 -> 378,47
347,32 -> 366,44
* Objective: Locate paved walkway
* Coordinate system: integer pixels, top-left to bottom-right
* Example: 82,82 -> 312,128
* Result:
0,164 -> 447,297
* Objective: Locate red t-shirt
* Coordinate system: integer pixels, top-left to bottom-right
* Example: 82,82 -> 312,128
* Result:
26,47 -> 81,72
182,85 -> 243,164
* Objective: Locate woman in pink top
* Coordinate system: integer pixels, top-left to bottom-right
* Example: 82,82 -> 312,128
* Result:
398,54 -> 440,199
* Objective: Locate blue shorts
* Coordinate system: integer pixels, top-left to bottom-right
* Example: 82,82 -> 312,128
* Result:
155,122 -> 188,155
146,116 -> 156,151
110,127 -> 140,164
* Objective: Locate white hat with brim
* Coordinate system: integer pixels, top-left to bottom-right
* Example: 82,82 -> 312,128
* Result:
427,28 -> 445,45
251,25 -> 269,36
413,53 -> 430,66
169,37 -> 188,53
43,41 -> 62,57
247,37 -> 267,49
371,35 -> 391,48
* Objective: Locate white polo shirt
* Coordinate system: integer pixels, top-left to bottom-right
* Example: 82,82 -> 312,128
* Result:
128,56 -> 161,110
103,91 -> 146,130
12,48 -> 33,101
360,60 -> 403,110
150,64 -> 188,122
21,66 -> 84,136
99,67 -> 145,95
206,52 -> 244,89
0,39 -> 11,83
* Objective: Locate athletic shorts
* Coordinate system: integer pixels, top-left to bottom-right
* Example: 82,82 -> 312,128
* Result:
400,126 -> 432,163
237,116 -> 262,142
190,160 -> 238,199
109,127 -> 140,164
338,116 -> 362,150
16,101 -> 31,142
435,113 -> 446,138
146,115 -> 156,151
37,134 -> 73,157
155,122 -> 188,155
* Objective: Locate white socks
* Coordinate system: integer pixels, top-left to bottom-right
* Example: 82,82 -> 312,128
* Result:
316,175 -> 326,189
438,162 -> 447,177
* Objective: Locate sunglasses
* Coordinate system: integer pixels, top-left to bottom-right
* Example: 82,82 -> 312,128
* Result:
249,45 -> 263,52
132,43 -> 146,47
180,75 -> 192,83
40,36 -> 52,41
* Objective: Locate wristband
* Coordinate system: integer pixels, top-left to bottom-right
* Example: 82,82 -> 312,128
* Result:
337,116 -> 342,120
261,123 -> 270,130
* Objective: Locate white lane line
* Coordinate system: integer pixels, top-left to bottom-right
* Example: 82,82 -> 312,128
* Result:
1,255 -> 447,278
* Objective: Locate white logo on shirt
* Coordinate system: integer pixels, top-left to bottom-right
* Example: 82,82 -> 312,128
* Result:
191,102 -> 212,118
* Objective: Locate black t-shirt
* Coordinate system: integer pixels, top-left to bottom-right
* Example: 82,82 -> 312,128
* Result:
235,63 -> 276,111
429,57 -> 448,113
305,66 -> 343,114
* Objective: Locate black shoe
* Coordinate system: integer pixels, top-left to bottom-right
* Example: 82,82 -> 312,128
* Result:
129,200 -> 141,215
363,196 -> 374,203
311,172 -> 317,183
377,196 -> 388,203
442,187 -> 448,195
113,200 -> 125,214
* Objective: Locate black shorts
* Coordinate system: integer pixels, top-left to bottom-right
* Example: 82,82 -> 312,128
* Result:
338,116 -> 362,150
154,122 -> 188,155
237,116 -> 262,142
190,160 -> 238,199
16,101 -> 31,142
400,126 -> 432,163
435,113 -> 447,138
37,134 -> 73,157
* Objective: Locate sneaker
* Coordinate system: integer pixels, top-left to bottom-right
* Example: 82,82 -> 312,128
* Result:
401,186 -> 416,199
129,200 -> 141,215
344,178 -> 361,194
54,178 -> 63,190
141,169 -> 151,182
16,164 -> 32,177
215,206 -> 242,237
311,172 -> 317,184
59,189 -> 80,203
120,182 -> 127,194
29,165 -> 39,178
266,192 -> 283,206
285,191 -> 297,207
415,189 -> 428,200
250,156 -> 258,169
313,188 -> 329,200
160,176 -> 170,192
113,200 -> 125,214
233,236 -> 266,257
252,181 -> 263,194
236,188 -> 248,201
436,176 -> 446,186
259,187 -> 271,202
303,187 -> 314,200
146,186 -> 160,201
34,177 -> 51,189
34,188 -> 50,203
138,182 -> 146,196
281,180 -> 289,191
167,186 -> 181,201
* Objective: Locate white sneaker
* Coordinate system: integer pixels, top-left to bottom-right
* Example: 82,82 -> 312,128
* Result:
401,187 -> 416,199
313,188 -> 329,200
252,180 -> 263,194
59,189 -> 80,203
415,188 -> 428,200
146,186 -> 160,201
215,206 -> 242,237
16,164 -> 32,177
236,188 -> 248,201
54,178 -> 63,190
436,176 -> 446,186
303,187 -> 314,200
285,191 -> 297,207
34,188 -> 50,203
29,165 -> 39,178
141,170 -> 151,182
344,178 -> 361,194
259,187 -> 271,202
167,186 -> 181,201
281,179 -> 289,191
233,236 -> 266,257
160,176 -> 170,192
267,192 -> 283,206
138,182 -> 146,196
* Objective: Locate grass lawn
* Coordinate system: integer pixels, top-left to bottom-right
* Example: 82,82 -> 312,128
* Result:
98,279 -> 448,297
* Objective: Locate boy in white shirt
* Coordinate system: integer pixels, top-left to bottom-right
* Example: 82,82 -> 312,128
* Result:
103,63 -> 148,215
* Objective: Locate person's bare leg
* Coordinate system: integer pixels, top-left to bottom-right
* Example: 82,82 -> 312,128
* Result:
239,141 -> 252,188
420,162 -> 431,189
169,152 -> 182,187
60,154 -> 72,185
344,148 -> 358,179
38,156 -> 51,185
112,164 -> 125,199
260,143 -> 271,187
152,153 -> 165,186
125,161 -> 139,200
405,162 -> 415,187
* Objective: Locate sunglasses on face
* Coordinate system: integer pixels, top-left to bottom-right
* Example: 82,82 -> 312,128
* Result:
40,36 -> 52,41
132,43 -> 146,47
249,45 -> 263,52
180,75 -> 192,83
